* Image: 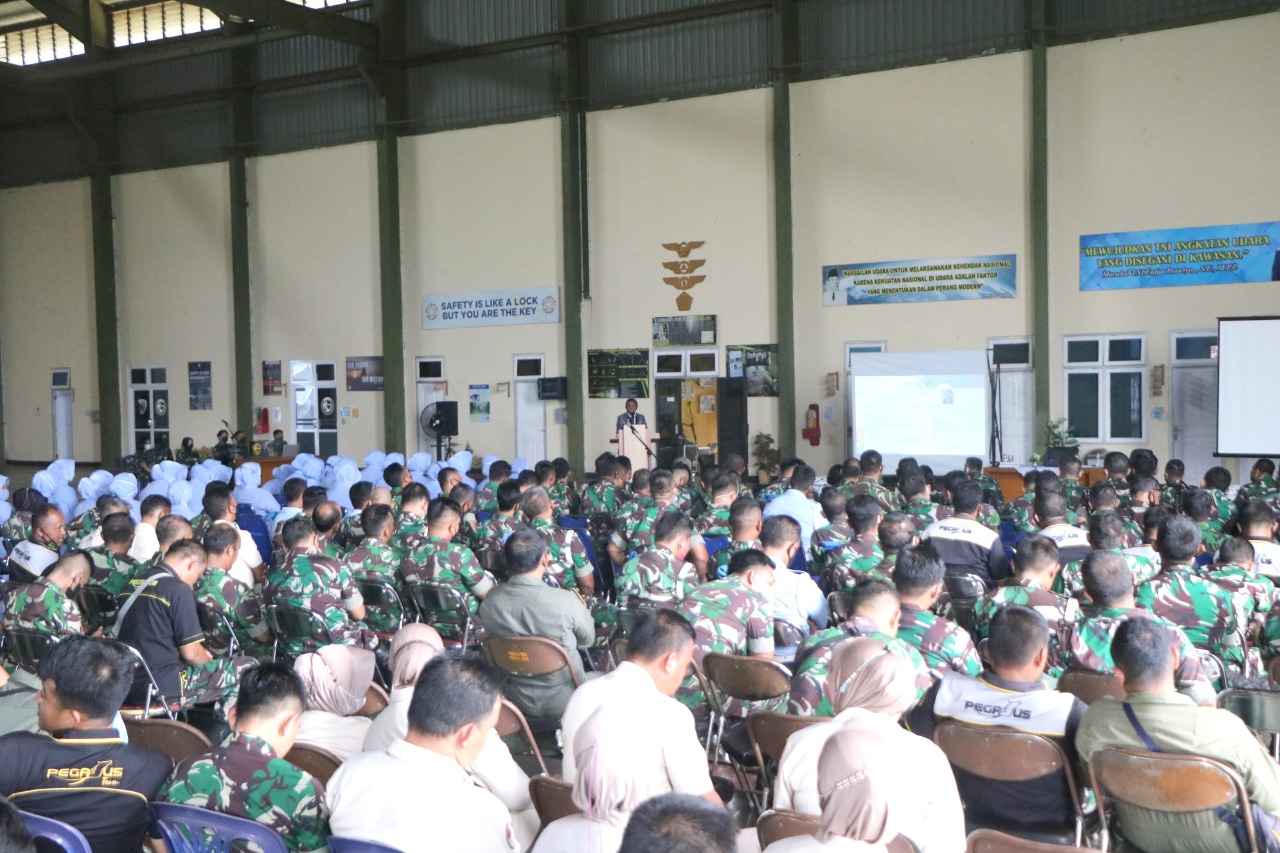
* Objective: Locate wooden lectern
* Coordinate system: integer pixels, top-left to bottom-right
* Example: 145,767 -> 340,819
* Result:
613,426 -> 660,468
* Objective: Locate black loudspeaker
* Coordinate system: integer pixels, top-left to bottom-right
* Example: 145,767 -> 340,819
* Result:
430,401 -> 459,437
1044,445 -> 1079,467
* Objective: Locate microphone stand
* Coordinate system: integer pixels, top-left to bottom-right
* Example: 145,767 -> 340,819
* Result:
627,421 -> 657,467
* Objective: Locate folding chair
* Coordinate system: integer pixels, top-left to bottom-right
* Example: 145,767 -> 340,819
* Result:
497,698 -> 549,776
328,839 -> 406,853
404,581 -> 475,650
196,601 -> 238,657
20,812 -> 92,853
756,809 -> 820,848
826,591 -> 849,626
703,535 -> 731,560
121,717 -> 211,765
1220,688 -> 1280,760
1089,746 -> 1259,853
747,711 -> 830,809
614,603 -> 661,637
358,683 -> 390,717
262,604 -> 334,660
236,507 -> 277,569
354,576 -> 407,636
483,635 -> 581,726
115,641 -> 179,720
529,775 -> 579,829
283,743 -> 343,786
942,573 -> 987,636
3,626 -> 59,674
966,828 -> 1087,852
1198,648 -> 1228,689
1057,667 -> 1125,706
73,584 -> 118,633
701,652 -> 794,808
934,720 -> 1089,846
151,802 -> 287,853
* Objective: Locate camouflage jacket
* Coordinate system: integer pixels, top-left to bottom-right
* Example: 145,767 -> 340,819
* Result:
389,485 -> 403,514
399,534 -> 493,613
476,513 -> 521,555
1056,548 -> 1160,598
453,516 -> 481,554
390,511 -> 427,552
611,495 -> 654,536
189,512 -> 214,542
676,577 -> 774,709
0,510 -> 33,544
1204,562 -> 1276,633
1134,566 -> 1238,660
936,503 -> 1001,532
1006,491 -> 1037,535
787,616 -> 929,716
1205,488 -> 1236,525
615,547 -> 698,607
345,538 -> 405,580
161,731 -> 329,853
87,546 -> 141,597
896,602 -> 981,681
529,517 -> 591,591
1239,475 -> 1278,503
902,497 -> 939,532
825,535 -> 886,595
972,578 -> 1081,678
680,486 -> 708,518
1160,481 -> 1190,510
475,485 -> 499,515
810,522 -> 856,573
580,481 -> 625,515
1198,519 -> 1226,554
974,473 -> 1007,512
849,479 -> 900,513
714,538 -> 761,579
1102,477 -> 1132,507
760,479 -> 790,502
334,513 -> 365,551
196,568 -> 270,656
1065,606 -> 1212,699
613,499 -> 683,556
548,482 -> 579,522
695,504 -> 733,538
264,548 -> 371,650
65,509 -> 101,549
2,577 -> 82,637
1059,478 -> 1086,514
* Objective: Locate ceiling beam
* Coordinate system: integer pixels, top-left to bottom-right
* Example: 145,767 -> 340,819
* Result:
182,0 -> 377,50
24,0 -> 109,49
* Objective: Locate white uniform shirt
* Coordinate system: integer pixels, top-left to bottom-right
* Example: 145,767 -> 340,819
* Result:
295,711 -> 372,762
230,524 -> 263,588
327,738 -> 518,853
559,661 -> 711,796
530,815 -> 626,853
128,522 -> 160,563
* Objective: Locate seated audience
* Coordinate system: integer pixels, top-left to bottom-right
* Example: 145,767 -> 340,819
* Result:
921,480 -> 1009,587
3,550 -> 92,638
8,504 -> 66,583
617,793 -> 738,853
761,463 -> 825,552
614,510 -> 699,607
892,543 -> 981,680
1033,490 -> 1091,566
1057,509 -> 1160,597
759,515 -> 827,646
127,494 -> 171,563
293,645 -> 377,760
199,522 -> 272,657
824,494 -> 884,593
400,498 -> 494,611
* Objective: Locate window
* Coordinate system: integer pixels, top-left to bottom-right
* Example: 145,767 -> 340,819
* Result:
686,349 -> 719,377
1173,332 -> 1217,362
654,352 -> 684,377
51,369 -> 70,389
991,341 -> 1031,366
1063,334 -> 1146,442
417,358 -> 444,380
514,355 -> 545,379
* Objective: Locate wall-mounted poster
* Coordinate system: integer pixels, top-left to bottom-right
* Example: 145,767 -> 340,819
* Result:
653,314 -> 717,347
727,345 -> 779,397
346,356 -> 385,392
469,384 -> 491,422
188,361 -> 212,410
823,254 -> 1017,306
588,349 -> 650,398
1080,221 -> 1280,290
262,361 -> 282,396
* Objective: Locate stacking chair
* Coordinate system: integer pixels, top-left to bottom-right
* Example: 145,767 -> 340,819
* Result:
3,626 -> 58,674
942,574 -> 987,636
196,601 -> 238,657
151,802 -> 287,853
747,711 -> 830,809
529,775 -> 579,829
1057,667 -> 1125,706
358,683 -> 390,717
20,812 -> 93,853
328,839 -> 407,853
262,604 -> 333,660
353,577 -> 406,637
966,828 -> 1084,852
701,652 -> 794,807
404,581 -> 474,651
283,743 -> 343,786
121,717 -> 211,765
756,809 -> 820,848
497,698 -> 549,776
1220,688 -> 1280,760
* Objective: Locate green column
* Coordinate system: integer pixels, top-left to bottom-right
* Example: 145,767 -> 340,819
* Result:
1031,0 -> 1051,451
561,0 -> 588,473
86,71 -> 122,465
229,42 -> 254,435
773,0 -> 798,454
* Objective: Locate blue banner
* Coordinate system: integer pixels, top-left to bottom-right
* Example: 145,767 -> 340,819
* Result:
823,254 -> 1017,306
1080,221 -> 1280,291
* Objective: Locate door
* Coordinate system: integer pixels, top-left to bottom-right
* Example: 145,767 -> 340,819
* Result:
52,390 -> 73,459
515,381 -> 546,462
291,361 -> 338,456
997,371 -> 1033,465
654,378 -> 683,468
1171,364 -> 1219,480
128,366 -> 169,453
717,377 -> 748,466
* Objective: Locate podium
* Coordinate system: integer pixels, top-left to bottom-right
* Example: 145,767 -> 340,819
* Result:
612,427 -> 659,468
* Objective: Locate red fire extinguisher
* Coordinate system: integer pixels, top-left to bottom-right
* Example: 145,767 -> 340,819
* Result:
802,404 -> 821,446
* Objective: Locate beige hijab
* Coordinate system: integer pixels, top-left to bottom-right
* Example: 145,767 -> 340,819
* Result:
826,636 -> 917,718
294,645 -> 376,716
571,709 -> 650,827
389,623 -> 445,689
817,724 -> 901,845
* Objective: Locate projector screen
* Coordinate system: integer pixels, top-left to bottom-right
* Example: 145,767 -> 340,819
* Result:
848,350 -> 990,472
1218,316 -> 1280,455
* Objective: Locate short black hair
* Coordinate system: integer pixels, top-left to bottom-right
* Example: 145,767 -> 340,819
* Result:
893,543 -> 945,596
630,469 -> 651,493
283,477 -> 308,503
156,514 -> 193,549
100,512 -> 135,546
1240,499 -> 1276,533
1087,510 -> 1127,550
166,538 -> 207,564
382,462 -> 406,488
503,526 -> 546,575
654,511 -> 694,544
427,497 -> 462,526
626,610 -> 695,662
236,662 -> 308,721
401,482 -> 429,505
618,793 -> 737,853
407,657 -> 504,738
282,515 -> 317,548
964,457 -> 985,473
553,458 -> 572,480
12,487 -> 48,512
534,461 -> 555,484
1180,488 -> 1213,522
1165,459 -> 1185,478
0,794 -> 34,853
1219,537 -> 1256,567
847,494 -> 882,534
953,480 -> 983,514
1088,483 -> 1118,511
728,496 -> 762,534
1034,490 -> 1068,523
1158,513 -> 1201,563
760,515 -> 801,549
1104,451 -> 1130,477
1129,449 -> 1159,478
313,502 -> 342,535
986,605 -> 1049,670
1081,550 -> 1132,606
858,450 -> 883,474
595,457 -> 620,479
1254,458 -> 1277,477
616,455 -> 633,473
899,473 -> 927,501
301,486 -> 329,512
1014,534 -> 1059,574
712,473 -> 737,496
38,637 -> 135,721
789,464 -> 816,493
1141,504 -> 1170,535
202,523 -> 240,556
517,470 -> 540,488
1131,475 -> 1160,496
139,494 -> 172,519
1060,457 -> 1082,476
1204,466 -> 1232,492
496,481 -> 524,511
349,481 -> 374,508
202,487 -> 233,520
1112,617 -> 1175,687
361,503 -> 395,538
849,577 -> 899,614
726,548 -> 771,576
436,467 -> 460,489
877,512 -> 915,552
819,489 -> 846,522
701,465 -> 722,488
649,469 -> 675,496
779,458 -> 804,476
489,460 -> 512,481
1035,470 -> 1061,494
841,458 -> 861,480
96,495 -> 130,517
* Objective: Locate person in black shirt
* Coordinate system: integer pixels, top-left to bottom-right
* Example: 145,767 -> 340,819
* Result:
0,637 -> 171,853
115,538 -> 248,717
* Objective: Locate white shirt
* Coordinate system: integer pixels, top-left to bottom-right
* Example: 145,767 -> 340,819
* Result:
327,738 -> 519,853
230,524 -> 263,588
769,556 -> 828,636
764,838 -> 888,852
559,662 -> 711,797
128,521 -> 160,563
774,710 -> 964,853
296,711 -> 372,762
1244,539 -> 1280,579
531,815 -> 626,853
8,540 -> 58,577
762,490 -> 826,555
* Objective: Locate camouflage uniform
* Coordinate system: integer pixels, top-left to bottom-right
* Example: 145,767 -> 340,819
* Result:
670,489 -> 694,515
580,481 -> 625,516
681,485 -> 708,519
1197,519 -> 1226,554
833,481 -> 860,504
212,440 -> 235,465
390,511 -> 427,552
714,538 -> 761,579
613,499 -> 684,557
399,534 -> 493,615
971,578 -> 1081,679
1006,490 -> 1037,535
936,503 -> 1001,533
902,497 -> 939,532
896,602 -> 982,681
1205,561 -> 1275,674
529,517 -> 592,591
973,473 -> 1006,513
475,485 -> 499,515
315,536 -> 345,562
264,548 -> 376,653
343,538 -> 408,633
825,534 -> 886,595
161,731 -> 329,853
2,578 -> 83,638
1238,475 -> 1278,503
1102,477 -> 1132,508
615,547 -> 698,607
475,513 -> 521,557
695,504 -> 733,538
189,512 -> 214,542
787,616 -> 929,716
849,479 -> 899,513
86,546 -> 141,597
453,515 -> 482,554
64,509 -> 101,549
334,513 -> 365,551
1065,606 -> 1213,700
1056,548 -> 1160,598
759,479 -> 790,502
175,447 -> 200,468
676,577 -> 774,710
1059,478 -> 1087,514
1160,481 -> 1190,511
810,522 -> 856,574
0,510 -> 33,545
1135,566 -> 1239,666
1205,488 -> 1236,526
196,568 -> 272,658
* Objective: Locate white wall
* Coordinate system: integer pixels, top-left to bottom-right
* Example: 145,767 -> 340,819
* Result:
400,118 -> 566,465
116,163 -> 234,451
791,51 -> 1033,474
0,179 -> 99,461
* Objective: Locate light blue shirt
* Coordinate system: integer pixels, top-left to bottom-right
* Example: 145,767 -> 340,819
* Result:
768,554 -> 828,636
761,488 -> 825,553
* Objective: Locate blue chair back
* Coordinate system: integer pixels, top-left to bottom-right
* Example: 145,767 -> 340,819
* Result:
21,812 -> 92,853
329,838 -> 407,853
560,515 -> 590,530
475,511 -> 493,523
999,519 -> 1016,546
702,535 -> 731,559
787,542 -> 808,573
236,507 -> 276,568
151,803 -> 287,853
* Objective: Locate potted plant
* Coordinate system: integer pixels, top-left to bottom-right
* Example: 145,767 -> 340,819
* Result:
752,432 -> 780,483
1043,418 -> 1078,453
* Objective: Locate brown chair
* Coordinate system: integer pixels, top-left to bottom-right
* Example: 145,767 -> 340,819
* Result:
756,809 -> 821,848
701,653 -> 794,807
357,683 -> 390,718
1220,688 -> 1280,760
934,720 -> 1088,846
284,743 -> 343,786
966,828 -> 1078,852
483,636 -> 581,686
747,711 -> 830,809
122,717 -> 212,765
1089,746 -> 1259,853
1267,654 -> 1280,687
497,699 -> 548,776
528,775 -> 579,829
1057,667 -> 1125,706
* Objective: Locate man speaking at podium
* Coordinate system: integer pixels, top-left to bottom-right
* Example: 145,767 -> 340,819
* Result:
616,398 -> 647,432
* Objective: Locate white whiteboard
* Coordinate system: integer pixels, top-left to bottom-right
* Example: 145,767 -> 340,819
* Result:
1218,317 -> 1280,455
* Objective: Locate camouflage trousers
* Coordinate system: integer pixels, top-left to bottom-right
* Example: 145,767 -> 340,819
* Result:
178,655 -> 254,718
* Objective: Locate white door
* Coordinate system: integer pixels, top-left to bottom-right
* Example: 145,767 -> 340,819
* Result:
515,381 -> 546,463
1171,364 -> 1220,480
997,371 -> 1034,465
416,383 -> 446,455
52,390 -> 73,459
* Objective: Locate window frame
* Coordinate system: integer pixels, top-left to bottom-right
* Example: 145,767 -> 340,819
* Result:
1062,333 -> 1148,443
